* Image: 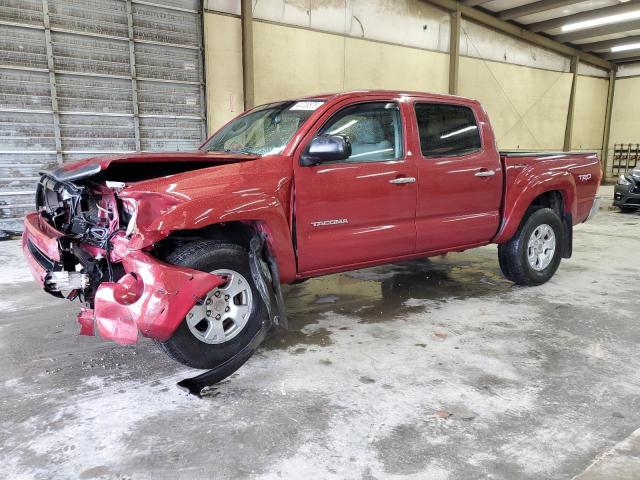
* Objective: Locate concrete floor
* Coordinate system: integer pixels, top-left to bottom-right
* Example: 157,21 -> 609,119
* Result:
1,186 -> 639,480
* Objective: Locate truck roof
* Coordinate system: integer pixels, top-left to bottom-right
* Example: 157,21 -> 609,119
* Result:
297,89 -> 479,105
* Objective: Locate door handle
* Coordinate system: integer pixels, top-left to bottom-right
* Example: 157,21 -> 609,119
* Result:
389,177 -> 416,185
475,169 -> 496,178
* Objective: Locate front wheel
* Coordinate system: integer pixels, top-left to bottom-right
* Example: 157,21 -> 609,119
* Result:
498,207 -> 564,286
157,240 -> 268,369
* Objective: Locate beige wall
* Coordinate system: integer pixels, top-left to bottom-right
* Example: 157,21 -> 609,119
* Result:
252,21 -> 449,105
571,75 -> 609,152
343,37 -> 449,94
204,13 -> 612,158
609,77 -> 640,148
459,56 -> 573,151
252,22 -> 345,105
204,12 -> 244,134
204,16 -> 449,132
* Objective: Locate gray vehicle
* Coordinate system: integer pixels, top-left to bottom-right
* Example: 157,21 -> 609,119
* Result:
614,167 -> 640,212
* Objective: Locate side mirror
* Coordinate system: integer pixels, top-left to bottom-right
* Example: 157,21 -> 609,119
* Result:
300,135 -> 352,166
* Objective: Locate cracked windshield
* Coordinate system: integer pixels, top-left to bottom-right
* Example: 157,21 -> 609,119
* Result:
202,100 -> 325,156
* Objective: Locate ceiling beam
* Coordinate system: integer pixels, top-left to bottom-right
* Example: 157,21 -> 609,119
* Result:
611,55 -> 640,63
555,18 -> 640,43
499,0 -> 585,22
463,0 -> 492,6
603,49 -> 640,61
579,35 -> 640,52
528,0 -> 640,33
422,0 -> 615,69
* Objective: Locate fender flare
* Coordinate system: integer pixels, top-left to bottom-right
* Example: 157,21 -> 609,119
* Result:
493,171 -> 577,245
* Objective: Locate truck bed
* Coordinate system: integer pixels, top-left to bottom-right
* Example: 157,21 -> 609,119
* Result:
498,150 -> 602,236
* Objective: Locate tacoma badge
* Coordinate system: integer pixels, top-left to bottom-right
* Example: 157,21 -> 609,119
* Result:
311,219 -> 349,227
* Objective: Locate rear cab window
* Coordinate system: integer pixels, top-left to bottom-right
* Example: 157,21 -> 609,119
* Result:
414,103 -> 481,157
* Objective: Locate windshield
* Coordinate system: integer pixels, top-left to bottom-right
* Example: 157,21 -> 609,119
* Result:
201,100 -> 325,156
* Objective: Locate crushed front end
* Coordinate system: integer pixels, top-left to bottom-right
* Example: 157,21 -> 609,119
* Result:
22,172 -> 224,345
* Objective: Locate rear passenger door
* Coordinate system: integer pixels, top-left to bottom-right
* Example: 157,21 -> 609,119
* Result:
413,102 -> 502,253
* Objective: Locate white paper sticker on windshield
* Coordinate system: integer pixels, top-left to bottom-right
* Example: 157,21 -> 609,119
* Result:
290,101 -> 324,111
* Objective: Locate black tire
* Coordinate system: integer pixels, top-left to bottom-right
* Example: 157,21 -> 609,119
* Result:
498,207 -> 564,286
157,240 -> 268,369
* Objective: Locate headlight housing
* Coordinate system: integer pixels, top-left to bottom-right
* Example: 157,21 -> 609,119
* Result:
617,174 -> 632,186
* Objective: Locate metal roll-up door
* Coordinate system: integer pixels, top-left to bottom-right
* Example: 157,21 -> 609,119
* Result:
0,0 -> 206,231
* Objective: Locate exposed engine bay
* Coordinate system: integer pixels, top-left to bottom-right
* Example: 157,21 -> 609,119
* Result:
37,176 -> 118,247
35,174 -> 123,302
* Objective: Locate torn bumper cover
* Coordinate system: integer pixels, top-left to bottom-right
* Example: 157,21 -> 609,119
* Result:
87,250 -> 225,344
23,212 -> 225,345
22,212 -> 64,287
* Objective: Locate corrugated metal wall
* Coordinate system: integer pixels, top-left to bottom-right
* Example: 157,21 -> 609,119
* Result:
0,0 -> 206,230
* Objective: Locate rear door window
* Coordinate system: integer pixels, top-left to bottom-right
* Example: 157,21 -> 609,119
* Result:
414,103 -> 481,157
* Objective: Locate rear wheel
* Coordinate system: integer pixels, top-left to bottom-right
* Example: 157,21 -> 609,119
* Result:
498,207 -> 563,286
157,240 -> 268,369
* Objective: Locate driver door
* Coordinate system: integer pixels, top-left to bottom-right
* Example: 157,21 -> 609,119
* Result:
294,100 -> 417,274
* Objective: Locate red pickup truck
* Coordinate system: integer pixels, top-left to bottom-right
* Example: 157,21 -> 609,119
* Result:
23,90 -> 601,380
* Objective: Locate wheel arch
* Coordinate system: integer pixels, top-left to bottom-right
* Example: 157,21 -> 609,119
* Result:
156,218 -> 297,283
530,190 -> 565,214
494,172 -> 577,245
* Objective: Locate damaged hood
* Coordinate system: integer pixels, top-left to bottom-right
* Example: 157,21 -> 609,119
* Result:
45,151 -> 259,183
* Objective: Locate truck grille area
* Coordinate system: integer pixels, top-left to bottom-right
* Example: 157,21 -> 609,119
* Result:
36,175 -> 113,247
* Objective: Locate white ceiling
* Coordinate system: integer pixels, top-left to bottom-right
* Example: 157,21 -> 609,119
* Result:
468,0 -> 640,63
